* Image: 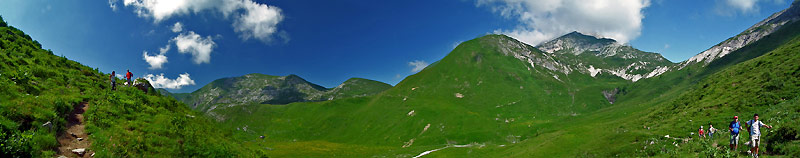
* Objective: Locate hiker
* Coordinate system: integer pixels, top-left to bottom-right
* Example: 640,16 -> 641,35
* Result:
745,113 -> 772,158
109,71 -> 116,90
126,69 -> 133,86
708,124 -> 716,139
730,116 -> 743,150
699,126 -> 705,138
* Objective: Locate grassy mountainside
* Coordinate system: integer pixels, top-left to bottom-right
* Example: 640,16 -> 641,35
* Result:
210,34 -> 635,157
210,18 -> 800,158
171,73 -> 392,115
324,78 -> 392,100
639,29 -> 800,157
0,17 -> 267,157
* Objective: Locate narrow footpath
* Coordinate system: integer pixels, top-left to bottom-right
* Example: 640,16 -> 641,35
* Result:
56,101 -> 94,157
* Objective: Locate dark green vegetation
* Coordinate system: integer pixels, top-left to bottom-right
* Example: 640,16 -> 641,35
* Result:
0,17 -> 267,157
208,34 -> 647,157
166,73 -> 391,115
3,1 -> 800,157
196,5 -> 800,157
639,25 -> 800,157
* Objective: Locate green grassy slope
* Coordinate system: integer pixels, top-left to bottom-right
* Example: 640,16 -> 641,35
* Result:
212,21 -> 800,157
419,23 -> 800,157
323,78 -> 392,100
210,34 -> 635,157
639,30 -> 800,157
173,73 -> 392,114
0,17 -> 267,157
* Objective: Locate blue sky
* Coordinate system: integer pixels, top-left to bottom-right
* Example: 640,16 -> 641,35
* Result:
0,0 -> 793,92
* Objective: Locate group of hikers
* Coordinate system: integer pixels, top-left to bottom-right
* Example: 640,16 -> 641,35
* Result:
698,114 -> 772,158
109,69 -> 134,90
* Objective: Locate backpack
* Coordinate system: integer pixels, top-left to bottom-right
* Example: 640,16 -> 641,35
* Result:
730,121 -> 740,134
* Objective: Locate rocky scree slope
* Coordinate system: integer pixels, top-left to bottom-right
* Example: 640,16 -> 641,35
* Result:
536,31 -> 675,81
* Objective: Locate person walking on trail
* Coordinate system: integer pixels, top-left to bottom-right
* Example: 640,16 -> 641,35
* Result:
699,126 -> 706,138
730,116 -> 743,150
109,71 -> 117,90
126,69 -> 133,86
745,113 -> 772,158
708,123 -> 716,139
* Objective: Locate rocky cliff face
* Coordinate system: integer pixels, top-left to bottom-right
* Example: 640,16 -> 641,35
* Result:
532,31 -> 675,81
679,0 -> 800,69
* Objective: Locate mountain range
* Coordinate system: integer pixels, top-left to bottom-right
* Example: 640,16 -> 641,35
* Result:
2,1 -> 800,157
168,1 -> 800,157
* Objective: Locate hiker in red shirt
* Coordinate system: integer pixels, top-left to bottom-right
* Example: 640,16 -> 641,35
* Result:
126,69 -> 133,86
699,126 -> 706,138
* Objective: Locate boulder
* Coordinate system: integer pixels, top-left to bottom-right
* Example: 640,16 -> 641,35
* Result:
71,148 -> 86,156
41,121 -> 52,131
133,78 -> 154,93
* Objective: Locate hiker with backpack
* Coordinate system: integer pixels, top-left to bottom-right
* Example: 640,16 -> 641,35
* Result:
126,69 -> 133,86
708,123 -> 717,139
109,71 -> 116,90
730,116 -> 743,150
745,113 -> 772,158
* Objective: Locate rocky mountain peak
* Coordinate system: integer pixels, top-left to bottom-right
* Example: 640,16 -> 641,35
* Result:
537,31 -> 618,55
680,1 -> 800,68
478,34 -> 674,82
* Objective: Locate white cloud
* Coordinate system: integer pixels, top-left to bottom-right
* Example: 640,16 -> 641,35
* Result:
109,0 -> 119,11
477,0 -> 650,45
159,44 -> 171,54
716,0 -> 780,15
171,22 -> 183,32
118,0 -> 285,43
142,44 -> 170,69
724,0 -> 760,13
232,0 -> 284,43
143,73 -> 196,89
408,60 -> 429,73
143,51 -> 168,69
173,31 -> 216,64
122,0 -> 215,22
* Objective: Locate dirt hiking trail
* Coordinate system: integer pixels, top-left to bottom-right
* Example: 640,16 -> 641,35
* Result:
56,101 -> 94,157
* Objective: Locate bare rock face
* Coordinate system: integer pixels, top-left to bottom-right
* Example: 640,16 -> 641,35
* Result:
602,88 -> 620,104
486,32 -> 675,82
680,0 -> 800,69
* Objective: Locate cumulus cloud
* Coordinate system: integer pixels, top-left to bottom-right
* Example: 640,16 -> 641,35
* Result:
118,0 -> 285,43
715,0 -> 783,15
477,0 -> 651,45
724,0 -> 760,13
173,31 -> 216,64
232,0 -> 284,42
143,51 -> 168,69
143,73 -> 196,89
408,60 -> 429,73
171,22 -> 183,32
142,44 -> 170,69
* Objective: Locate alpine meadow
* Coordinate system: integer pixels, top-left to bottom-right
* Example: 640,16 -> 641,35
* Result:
2,0 -> 800,157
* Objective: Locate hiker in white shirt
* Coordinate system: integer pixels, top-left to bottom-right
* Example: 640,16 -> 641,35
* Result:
708,123 -> 716,139
745,113 -> 772,158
